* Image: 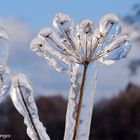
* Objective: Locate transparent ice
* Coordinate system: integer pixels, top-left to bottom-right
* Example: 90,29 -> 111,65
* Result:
30,12 -> 132,140
0,27 -> 11,102
10,73 -> 50,140
0,27 -> 10,66
0,66 -> 12,102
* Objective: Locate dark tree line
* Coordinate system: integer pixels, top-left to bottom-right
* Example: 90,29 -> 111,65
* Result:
0,83 -> 140,140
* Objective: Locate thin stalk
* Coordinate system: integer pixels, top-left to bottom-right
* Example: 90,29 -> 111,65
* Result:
88,37 -> 100,61
65,32 -> 82,58
77,35 -> 86,63
57,20 -> 81,57
91,40 -> 126,62
85,35 -> 88,60
88,22 -> 114,61
17,81 -> 41,140
73,64 -> 88,140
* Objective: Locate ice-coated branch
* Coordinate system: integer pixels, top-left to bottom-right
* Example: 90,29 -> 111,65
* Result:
10,73 -> 50,140
30,12 -> 132,140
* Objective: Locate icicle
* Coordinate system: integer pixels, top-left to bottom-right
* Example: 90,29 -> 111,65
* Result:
10,73 -> 50,140
0,66 -> 12,102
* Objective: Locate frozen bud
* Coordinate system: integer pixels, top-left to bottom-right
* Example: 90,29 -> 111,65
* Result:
52,12 -> 74,37
99,13 -> 121,39
79,19 -> 93,34
38,28 -> 53,39
30,37 -> 46,57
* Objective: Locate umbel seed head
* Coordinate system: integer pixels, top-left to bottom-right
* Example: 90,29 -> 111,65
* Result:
30,12 -> 131,71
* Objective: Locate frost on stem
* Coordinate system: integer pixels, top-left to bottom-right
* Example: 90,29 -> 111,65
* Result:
30,12 -> 132,140
10,73 -> 50,140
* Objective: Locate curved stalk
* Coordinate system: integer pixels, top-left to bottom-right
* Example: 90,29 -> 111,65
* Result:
17,81 -> 41,140
10,73 -> 50,140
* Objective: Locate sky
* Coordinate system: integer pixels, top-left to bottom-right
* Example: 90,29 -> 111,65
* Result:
0,0 -> 139,30
0,0 -> 140,103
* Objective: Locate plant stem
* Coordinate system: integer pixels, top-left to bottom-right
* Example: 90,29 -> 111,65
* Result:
17,81 -> 41,140
73,64 -> 88,140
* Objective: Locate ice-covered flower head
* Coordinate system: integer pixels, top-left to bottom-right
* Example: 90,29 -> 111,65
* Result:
30,12 -> 131,72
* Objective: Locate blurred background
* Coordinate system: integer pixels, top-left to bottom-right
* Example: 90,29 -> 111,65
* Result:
0,0 -> 140,139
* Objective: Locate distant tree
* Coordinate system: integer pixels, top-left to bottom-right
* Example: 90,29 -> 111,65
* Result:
0,83 -> 140,140
124,2 -> 140,75
91,83 -> 140,140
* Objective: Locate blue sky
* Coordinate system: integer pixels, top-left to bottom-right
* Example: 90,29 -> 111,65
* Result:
1,0 -> 140,103
1,0 -> 139,30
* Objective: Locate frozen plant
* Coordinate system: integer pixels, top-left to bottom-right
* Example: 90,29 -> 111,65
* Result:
0,27 -> 50,140
10,73 -> 50,140
30,12 -> 132,140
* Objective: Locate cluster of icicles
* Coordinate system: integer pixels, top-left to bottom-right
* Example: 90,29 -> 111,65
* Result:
0,12 -> 131,140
